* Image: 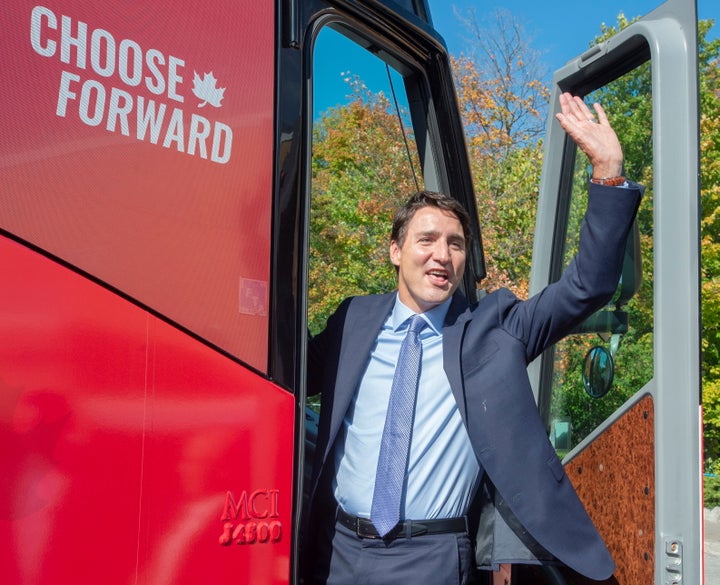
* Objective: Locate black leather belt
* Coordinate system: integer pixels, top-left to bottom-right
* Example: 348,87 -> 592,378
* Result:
336,507 -> 467,540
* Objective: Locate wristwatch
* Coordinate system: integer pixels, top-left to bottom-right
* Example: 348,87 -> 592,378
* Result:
590,175 -> 626,186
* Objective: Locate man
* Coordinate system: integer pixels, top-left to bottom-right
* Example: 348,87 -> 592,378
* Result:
304,93 -> 642,584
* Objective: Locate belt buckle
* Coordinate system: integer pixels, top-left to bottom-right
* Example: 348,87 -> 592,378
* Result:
356,518 -> 383,539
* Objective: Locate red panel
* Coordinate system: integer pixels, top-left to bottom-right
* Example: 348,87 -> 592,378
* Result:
0,237 -> 295,584
0,0 -> 275,370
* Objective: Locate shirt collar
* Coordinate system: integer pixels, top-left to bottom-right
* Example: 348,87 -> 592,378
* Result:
391,294 -> 451,335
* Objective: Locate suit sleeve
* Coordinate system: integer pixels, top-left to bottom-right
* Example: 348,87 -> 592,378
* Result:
501,181 -> 643,362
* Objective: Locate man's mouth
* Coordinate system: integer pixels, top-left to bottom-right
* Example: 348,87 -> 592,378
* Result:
427,269 -> 449,284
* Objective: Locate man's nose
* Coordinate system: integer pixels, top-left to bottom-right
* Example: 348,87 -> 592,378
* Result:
432,241 -> 450,263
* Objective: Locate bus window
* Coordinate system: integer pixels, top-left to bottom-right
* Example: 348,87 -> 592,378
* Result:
547,62 -> 654,454
308,25 -> 427,339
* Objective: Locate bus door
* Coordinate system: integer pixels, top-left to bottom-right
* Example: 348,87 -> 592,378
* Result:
295,0 -> 484,573
526,0 -> 701,583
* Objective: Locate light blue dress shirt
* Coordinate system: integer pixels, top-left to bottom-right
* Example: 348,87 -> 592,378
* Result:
333,295 -> 482,520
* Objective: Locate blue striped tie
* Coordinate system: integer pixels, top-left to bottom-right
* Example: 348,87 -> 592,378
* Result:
370,313 -> 426,536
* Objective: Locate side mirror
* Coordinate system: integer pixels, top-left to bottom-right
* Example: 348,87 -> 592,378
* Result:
582,346 -> 614,398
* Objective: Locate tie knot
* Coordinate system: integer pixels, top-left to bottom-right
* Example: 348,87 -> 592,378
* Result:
407,314 -> 426,335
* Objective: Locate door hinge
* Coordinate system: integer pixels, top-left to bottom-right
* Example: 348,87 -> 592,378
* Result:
664,539 -> 683,585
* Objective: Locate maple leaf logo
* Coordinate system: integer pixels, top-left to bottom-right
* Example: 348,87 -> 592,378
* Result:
192,71 -> 226,108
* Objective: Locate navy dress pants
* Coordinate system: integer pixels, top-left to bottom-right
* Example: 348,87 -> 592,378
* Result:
311,519 -> 478,585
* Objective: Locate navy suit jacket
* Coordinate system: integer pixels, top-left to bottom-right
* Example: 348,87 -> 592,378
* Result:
306,182 -> 642,581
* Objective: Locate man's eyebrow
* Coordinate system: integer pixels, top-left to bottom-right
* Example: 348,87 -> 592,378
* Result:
414,230 -> 466,245
416,229 -> 440,237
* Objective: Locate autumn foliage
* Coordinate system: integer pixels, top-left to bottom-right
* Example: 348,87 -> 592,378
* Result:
451,10 -> 550,297
309,76 -> 421,333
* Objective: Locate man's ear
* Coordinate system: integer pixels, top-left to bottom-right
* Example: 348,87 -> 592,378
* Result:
389,240 -> 401,267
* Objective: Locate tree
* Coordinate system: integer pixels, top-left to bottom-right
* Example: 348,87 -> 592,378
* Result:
697,20 -> 720,462
451,9 -> 550,295
308,76 -> 420,333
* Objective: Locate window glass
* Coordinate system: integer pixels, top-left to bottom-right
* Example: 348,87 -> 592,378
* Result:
548,62 -> 654,454
309,26 -> 426,336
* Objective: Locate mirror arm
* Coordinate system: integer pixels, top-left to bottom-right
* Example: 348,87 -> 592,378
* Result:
570,310 -> 628,335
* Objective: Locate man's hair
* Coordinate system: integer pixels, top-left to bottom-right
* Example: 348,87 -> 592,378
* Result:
391,190 -> 472,247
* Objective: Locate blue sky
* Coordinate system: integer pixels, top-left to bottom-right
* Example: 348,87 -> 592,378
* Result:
312,1 -> 716,117
427,0 -> 717,72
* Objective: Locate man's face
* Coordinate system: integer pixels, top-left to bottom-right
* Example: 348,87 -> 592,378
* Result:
390,206 -> 466,314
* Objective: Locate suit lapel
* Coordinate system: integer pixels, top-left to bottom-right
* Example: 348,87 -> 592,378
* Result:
325,292 -> 395,461
442,292 -> 473,424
